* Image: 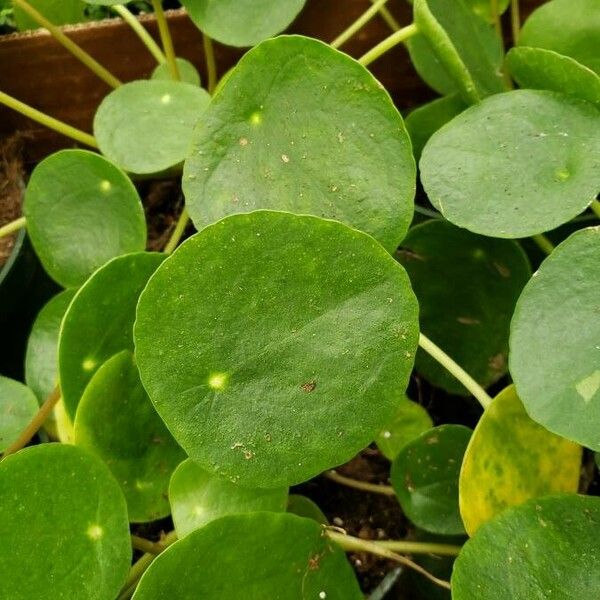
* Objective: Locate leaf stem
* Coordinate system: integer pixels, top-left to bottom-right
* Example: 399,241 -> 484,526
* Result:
590,199 -> 600,219
202,34 -> 217,94
11,0 -> 121,89
131,535 -> 165,555
531,233 -> 554,256
358,23 -> 418,67
510,0 -> 521,43
0,216 -> 26,240
326,530 -> 452,590
1,386 -> 61,458
324,470 -> 395,496
151,0 -> 180,81
331,0 -> 391,49
113,5 -> 166,65
377,539 -> 462,557
0,90 -> 98,148
370,0 -> 401,31
418,333 -> 492,409
163,207 -> 189,254
490,0 -> 502,39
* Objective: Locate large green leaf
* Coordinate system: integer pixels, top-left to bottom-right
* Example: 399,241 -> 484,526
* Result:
519,0 -> 600,74
0,376 -> 38,452
0,444 -> 130,599
169,458 -> 287,537
459,385 -> 581,536
132,513 -> 362,599
397,219 -> 531,394
14,0 -> 85,31
135,211 -> 419,488
183,35 -> 415,253
506,47 -> 600,107
510,227 -> 600,449
452,495 -> 600,599
420,90 -> 600,238
74,351 -> 185,522
25,289 -> 76,404
58,252 -> 165,418
94,80 -> 211,175
23,150 -> 146,287
390,424 -> 472,535
179,0 -> 307,47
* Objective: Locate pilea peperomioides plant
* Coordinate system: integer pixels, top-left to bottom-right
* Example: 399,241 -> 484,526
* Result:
0,0 -> 599,598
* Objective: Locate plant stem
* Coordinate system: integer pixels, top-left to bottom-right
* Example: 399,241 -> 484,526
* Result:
131,535 -> 165,555
113,5 -> 166,65
0,90 -> 98,148
203,34 -> 217,94
0,216 -> 26,240
11,0 -> 121,89
358,23 -> 418,67
377,539 -> 462,557
511,0 -> 521,43
151,0 -> 180,81
590,199 -> 600,219
324,470 -> 396,496
490,0 -> 502,39
163,208 -> 189,254
370,0 -> 401,31
1,387 -> 61,458
418,333 -> 492,409
531,233 -> 554,256
327,530 -> 452,590
331,0 -> 390,49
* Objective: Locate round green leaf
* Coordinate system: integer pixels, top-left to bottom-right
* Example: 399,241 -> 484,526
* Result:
59,252 -> 165,419
506,47 -> 600,106
151,58 -> 201,86
420,89 -> 600,238
452,494 -> 600,599
135,211 -> 419,488
23,150 -> 146,287
459,385 -> 581,536
25,289 -> 76,404
390,424 -> 472,535
169,458 -> 287,537
0,444 -> 130,600
94,80 -> 211,175
14,0 -> 86,31
183,35 -> 415,253
408,0 -> 505,102
510,227 -> 600,450
519,0 -> 600,74
287,494 -> 328,524
397,219 -> 531,394
132,512 -> 362,599
180,0 -> 307,47
377,397 -> 433,460
404,94 -> 467,162
0,377 -> 38,452
74,351 -> 185,522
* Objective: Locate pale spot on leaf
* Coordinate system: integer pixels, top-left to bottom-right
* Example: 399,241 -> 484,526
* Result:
575,370 -> 600,403
87,524 -> 103,540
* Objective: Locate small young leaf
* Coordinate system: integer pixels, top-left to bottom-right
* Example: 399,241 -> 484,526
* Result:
151,58 -> 201,86
452,495 -> 600,599
135,211 -> 419,488
506,47 -> 600,107
390,424 -> 472,535
287,494 -> 328,524
74,351 -> 185,523
420,89 -> 600,238
23,150 -> 147,287
377,397 -> 433,460
183,35 -> 415,253
59,252 -> 165,419
131,513 -> 362,599
0,444 -> 130,600
459,385 -> 581,536
25,289 -> 76,404
519,0 -> 600,74
94,80 -> 211,175
179,0 -> 307,47
13,0 -> 86,31
0,376 -> 38,452
397,219 -> 531,394
510,227 -> 600,450
169,458 -> 287,537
